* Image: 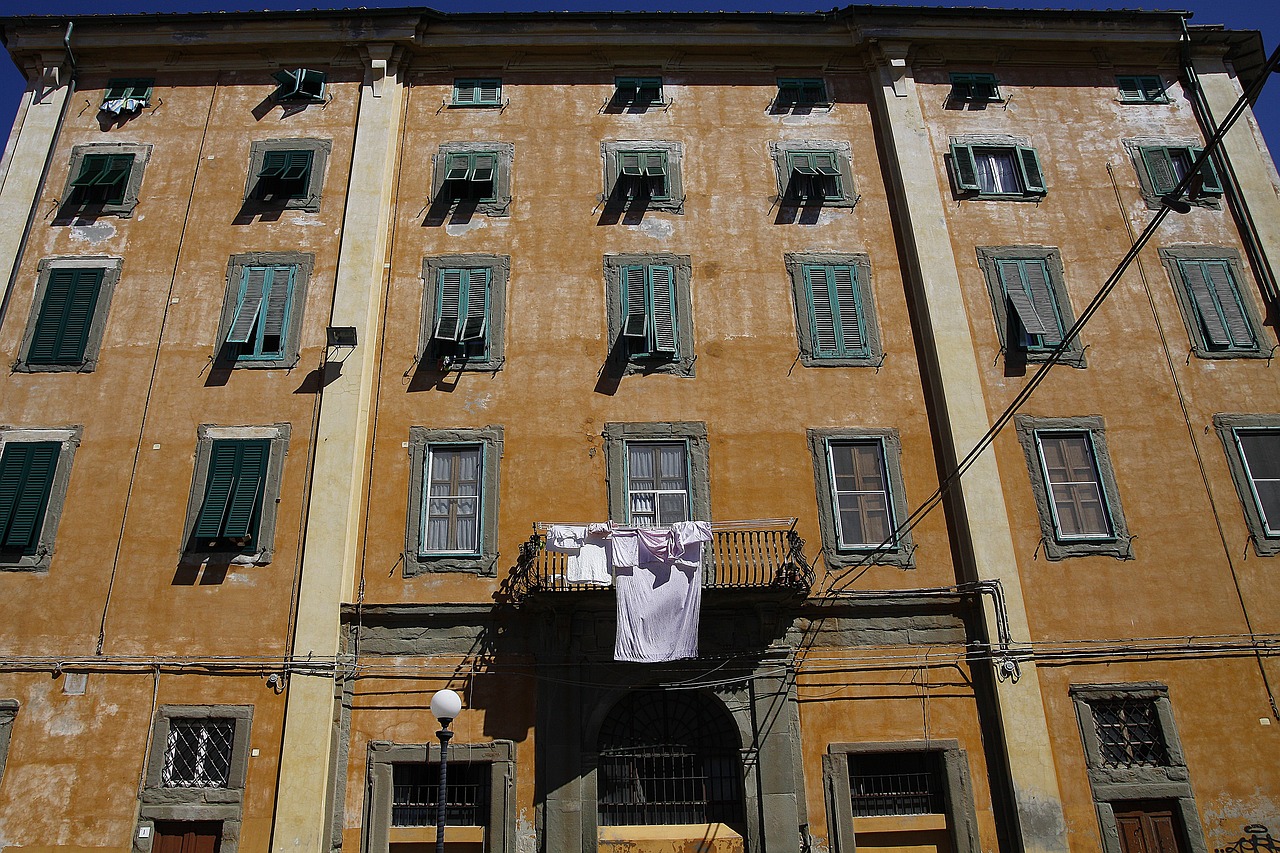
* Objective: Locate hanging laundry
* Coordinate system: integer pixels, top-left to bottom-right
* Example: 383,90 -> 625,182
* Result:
566,531 -> 611,586
610,528 -> 640,569
614,521 -> 709,663
546,524 -> 587,551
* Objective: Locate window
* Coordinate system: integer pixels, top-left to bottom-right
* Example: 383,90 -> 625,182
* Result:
604,422 -> 710,525
601,140 -> 684,212
949,72 -> 1001,103
215,252 -> 312,369
1214,414 -> 1280,556
976,247 -> 1084,367
775,77 -> 828,110
271,68 -> 326,102
0,427 -> 80,572
452,78 -> 502,107
808,429 -> 914,569
1014,415 -> 1131,560
182,425 -> 290,565
17,257 -> 122,372
366,741 -> 517,853
1117,75 -> 1167,104
244,139 -> 330,212
786,253 -> 882,366
770,141 -> 857,208
419,255 -> 508,371
100,77 -> 152,115
163,717 -> 236,788
0,700 -> 14,789
949,139 -> 1046,198
431,143 -> 513,217
603,254 -> 695,376
824,741 -> 981,853
1070,685 -> 1207,853
1157,247 -> 1264,358
1128,142 -> 1222,204
611,76 -> 663,110
405,426 -> 502,577
140,706 -> 253,850
60,143 -> 150,218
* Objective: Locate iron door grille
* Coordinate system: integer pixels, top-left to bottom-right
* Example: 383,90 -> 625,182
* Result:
392,761 -> 490,827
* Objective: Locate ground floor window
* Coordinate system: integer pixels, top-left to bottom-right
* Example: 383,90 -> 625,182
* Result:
847,751 -> 946,817
391,760 -> 492,827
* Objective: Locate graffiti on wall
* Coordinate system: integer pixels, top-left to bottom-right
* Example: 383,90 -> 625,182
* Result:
1216,825 -> 1279,853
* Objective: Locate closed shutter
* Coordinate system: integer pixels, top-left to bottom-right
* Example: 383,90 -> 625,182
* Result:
1022,260 -> 1062,346
227,267 -> 269,344
434,269 -> 465,341
649,265 -> 677,353
950,144 -> 980,191
1204,260 -> 1254,347
453,82 -> 476,104
1141,147 -> 1178,195
195,440 -> 269,542
807,266 -> 838,355
28,268 -> 104,365
622,266 -> 649,339
460,269 -> 489,342
260,266 -> 293,348
832,265 -> 864,353
194,442 -> 239,538
0,442 -> 59,554
1016,146 -> 1046,193
1181,260 -> 1239,348
478,81 -> 501,104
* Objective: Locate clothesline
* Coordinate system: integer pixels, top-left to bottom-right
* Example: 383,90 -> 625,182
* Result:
533,517 -> 796,533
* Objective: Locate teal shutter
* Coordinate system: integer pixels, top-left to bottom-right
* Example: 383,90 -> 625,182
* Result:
1117,76 -> 1144,102
1022,260 -> 1062,347
226,267 -> 269,345
1191,147 -> 1224,195
807,265 -> 865,357
831,266 -> 864,354
0,442 -> 59,554
1016,146 -> 1046,193
460,269 -> 490,343
1204,261 -> 1254,347
1180,259 -> 1255,349
649,265 -> 677,354
478,81 -> 501,104
1141,147 -> 1178,195
195,440 -> 269,542
806,266 -> 838,356
435,269 -> 465,341
28,268 -> 104,365
622,266 -> 649,340
259,266 -> 294,355
950,144 -> 980,191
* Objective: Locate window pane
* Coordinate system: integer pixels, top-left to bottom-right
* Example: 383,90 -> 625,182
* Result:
1039,434 -> 1111,538
829,441 -> 894,548
1238,431 -> 1280,532
423,445 -> 482,553
975,149 -> 1019,194
627,442 -> 690,527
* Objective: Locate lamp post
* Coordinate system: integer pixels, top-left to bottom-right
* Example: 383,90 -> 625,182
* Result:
430,688 -> 463,853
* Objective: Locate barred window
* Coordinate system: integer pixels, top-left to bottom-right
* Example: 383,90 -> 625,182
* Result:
848,751 -> 945,817
392,761 -> 491,827
162,718 -> 235,788
1092,699 -> 1171,767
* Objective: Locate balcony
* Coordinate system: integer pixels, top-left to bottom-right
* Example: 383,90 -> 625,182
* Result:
510,518 -> 813,599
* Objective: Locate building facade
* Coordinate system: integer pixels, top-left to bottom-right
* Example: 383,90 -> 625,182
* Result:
0,6 -> 1276,853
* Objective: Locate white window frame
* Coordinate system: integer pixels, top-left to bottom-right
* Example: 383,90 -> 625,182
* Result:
624,440 -> 692,528
1231,429 -> 1280,536
421,443 -> 484,557
826,438 -> 896,549
1033,430 -> 1115,542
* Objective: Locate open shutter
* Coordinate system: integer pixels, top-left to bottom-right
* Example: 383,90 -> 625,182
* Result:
445,154 -> 471,181
0,442 -> 58,553
649,265 -> 677,354
297,69 -> 326,100
471,154 -> 495,183
790,153 -> 816,176
227,267 -> 268,344
1191,147 -> 1224,195
1204,261 -> 1254,348
622,266 -> 649,340
949,144 -> 980,191
1016,146 -> 1046,193
272,69 -> 301,99
434,269 -> 464,341
1181,261 -> 1232,347
807,266 -> 839,356
1141,147 -> 1178,195
260,266 -> 293,347
222,441 -> 269,539
1116,76 -> 1143,102
70,156 -> 108,187
280,150 -> 312,182
643,151 -> 667,176
479,81 -> 501,104
997,260 -> 1052,342
460,269 -> 490,342
1022,260 -> 1062,346
194,442 -> 238,538
832,265 -> 864,354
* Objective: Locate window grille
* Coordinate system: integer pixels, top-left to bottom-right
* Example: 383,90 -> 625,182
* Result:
1092,699 -> 1170,767
597,690 -> 744,828
848,752 -> 945,817
162,718 -> 235,788
392,761 -> 490,827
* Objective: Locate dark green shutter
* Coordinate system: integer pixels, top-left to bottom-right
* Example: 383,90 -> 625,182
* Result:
28,268 -> 104,365
649,265 -> 677,354
1191,147 -> 1223,195
622,266 -> 649,340
950,144 -> 980,191
0,442 -> 59,554
1016,146 -> 1046,193
194,440 -> 269,542
1141,147 -> 1178,195
435,269 -> 465,341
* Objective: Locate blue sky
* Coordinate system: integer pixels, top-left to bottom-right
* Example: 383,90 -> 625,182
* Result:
0,0 -> 1276,157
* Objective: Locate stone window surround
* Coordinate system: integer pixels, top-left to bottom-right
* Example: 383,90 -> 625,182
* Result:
947,133 -> 1043,201
768,139 -> 859,208
61,141 -> 152,218
807,427 -> 915,570
976,246 -> 1086,368
1157,245 -> 1267,360
16,256 -> 123,373
430,141 -> 514,218
363,740 -> 516,853
1014,415 -> 1133,561
603,421 -> 711,525
213,252 -> 314,370
243,137 -> 332,212
822,739 -> 981,853
418,254 -> 510,372
180,424 -> 291,566
404,425 -> 504,577
1069,683 -> 1207,853
602,253 -> 696,377
600,139 -> 685,212
0,426 -> 81,572
785,252 -> 883,368
1123,137 -> 1220,210
1213,413 -> 1280,556
0,699 -> 16,787
135,704 -> 254,853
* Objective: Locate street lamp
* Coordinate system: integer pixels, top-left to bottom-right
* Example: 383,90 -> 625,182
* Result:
430,688 -> 463,853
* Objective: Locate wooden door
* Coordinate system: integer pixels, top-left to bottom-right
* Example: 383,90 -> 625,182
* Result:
1115,803 -> 1185,853
152,821 -> 222,853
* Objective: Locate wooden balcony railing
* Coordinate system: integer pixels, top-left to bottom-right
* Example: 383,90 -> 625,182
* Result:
510,519 -> 813,598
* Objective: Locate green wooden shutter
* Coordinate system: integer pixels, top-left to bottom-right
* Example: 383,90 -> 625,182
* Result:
445,154 -> 472,181
453,81 -> 476,105
435,269 -> 465,341
1022,260 -> 1062,347
950,144 -> 980,191
194,442 -> 238,538
222,441 -> 269,539
479,81 -> 501,104
472,154 -> 495,183
622,266 -> 649,340
260,266 -> 294,354
1116,76 -> 1144,102
272,69 -> 301,99
227,267 -> 269,344
28,268 -> 104,365
997,260 -> 1053,349
460,268 -> 490,342
649,265 -> 677,354
1141,147 -> 1178,195
1180,260 -> 1232,347
0,442 -> 59,554
1204,260 -> 1254,348
831,265 -> 864,354
806,266 -> 839,356
1191,147 -> 1223,195
1016,146 -> 1046,193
